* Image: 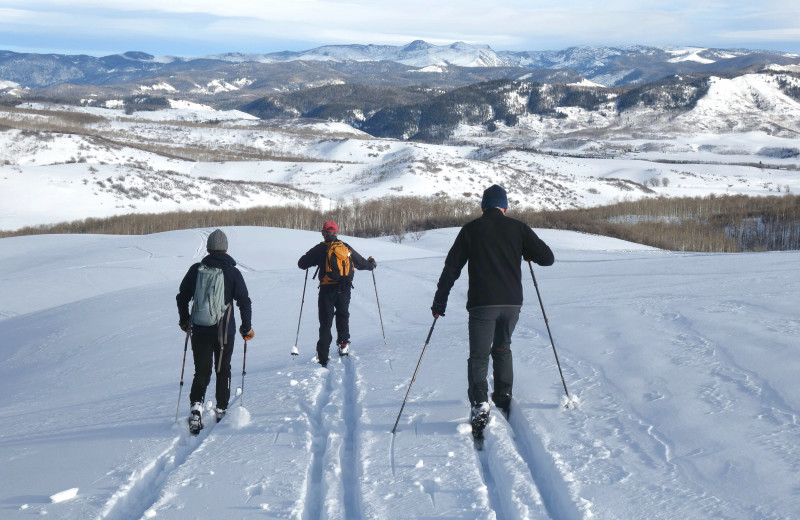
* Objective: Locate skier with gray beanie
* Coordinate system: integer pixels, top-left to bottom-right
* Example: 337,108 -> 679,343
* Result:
177,229 -> 253,433
431,184 -> 554,441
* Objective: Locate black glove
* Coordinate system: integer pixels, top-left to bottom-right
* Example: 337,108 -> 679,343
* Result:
179,317 -> 191,332
240,325 -> 254,340
431,300 -> 446,318
367,256 -> 377,269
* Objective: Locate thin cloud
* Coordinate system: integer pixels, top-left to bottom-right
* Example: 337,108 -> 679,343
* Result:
1,1 -> 799,55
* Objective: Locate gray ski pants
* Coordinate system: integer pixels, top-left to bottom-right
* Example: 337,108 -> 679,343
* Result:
467,305 -> 521,406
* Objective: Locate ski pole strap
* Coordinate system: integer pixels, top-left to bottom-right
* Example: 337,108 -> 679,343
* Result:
216,304 -> 233,374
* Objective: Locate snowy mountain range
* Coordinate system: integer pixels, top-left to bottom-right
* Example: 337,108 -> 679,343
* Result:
1,39 -> 800,233
1,41 -> 798,91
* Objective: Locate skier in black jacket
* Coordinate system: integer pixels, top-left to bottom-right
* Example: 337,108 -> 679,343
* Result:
431,185 -> 554,438
177,229 -> 253,432
298,221 -> 376,367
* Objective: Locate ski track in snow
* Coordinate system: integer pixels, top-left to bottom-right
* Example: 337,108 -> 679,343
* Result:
501,406 -> 584,520
193,229 -> 210,260
298,366 -> 334,520
292,352 -> 366,520
342,355 -> 364,519
3,229 -> 799,519
99,395 -> 239,520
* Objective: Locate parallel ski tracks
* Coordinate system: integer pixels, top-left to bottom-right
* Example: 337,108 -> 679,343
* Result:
341,356 -> 364,519
300,366 -> 334,520
503,405 -> 584,520
471,401 -> 584,520
298,355 -> 364,520
98,393 -> 240,520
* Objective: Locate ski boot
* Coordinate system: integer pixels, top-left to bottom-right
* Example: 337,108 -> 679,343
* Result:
470,402 -> 491,446
188,403 -> 204,435
214,407 -> 226,423
338,340 -> 350,357
492,392 -> 511,419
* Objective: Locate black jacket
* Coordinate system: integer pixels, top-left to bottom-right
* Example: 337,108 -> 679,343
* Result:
434,208 -> 554,310
177,253 -> 252,336
298,236 -> 374,286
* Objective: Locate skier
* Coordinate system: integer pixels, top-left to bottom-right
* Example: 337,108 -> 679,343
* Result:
177,229 -> 253,434
431,185 -> 554,440
298,221 -> 376,367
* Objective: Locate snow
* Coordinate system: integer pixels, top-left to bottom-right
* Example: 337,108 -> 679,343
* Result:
567,78 -> 606,88
408,65 -> 446,74
1,225 -> 799,518
139,83 -> 177,93
666,48 -> 715,64
50,488 -> 79,504
0,79 -> 21,89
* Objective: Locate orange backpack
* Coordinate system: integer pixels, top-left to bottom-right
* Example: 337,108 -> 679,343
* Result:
320,241 -> 353,285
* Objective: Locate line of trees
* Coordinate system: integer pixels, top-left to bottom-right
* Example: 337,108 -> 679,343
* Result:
3,194 -> 800,252
517,194 -> 800,252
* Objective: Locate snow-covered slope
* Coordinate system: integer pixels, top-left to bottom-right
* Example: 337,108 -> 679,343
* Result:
0,226 -> 798,519
2,70 -> 800,232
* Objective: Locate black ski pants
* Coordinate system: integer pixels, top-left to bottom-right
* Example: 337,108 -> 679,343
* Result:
467,305 -> 520,406
190,333 -> 235,410
316,284 -> 351,363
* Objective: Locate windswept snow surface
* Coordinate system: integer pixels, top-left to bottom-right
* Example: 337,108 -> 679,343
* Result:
1,226 -> 799,519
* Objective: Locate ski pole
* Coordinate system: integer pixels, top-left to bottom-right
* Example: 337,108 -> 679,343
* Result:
175,326 -> 191,422
391,316 -> 438,434
527,261 -> 570,400
371,270 -> 387,344
291,268 -> 310,356
240,338 -> 248,407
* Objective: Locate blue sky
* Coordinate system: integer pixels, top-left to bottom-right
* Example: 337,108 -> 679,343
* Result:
1,1 -> 799,57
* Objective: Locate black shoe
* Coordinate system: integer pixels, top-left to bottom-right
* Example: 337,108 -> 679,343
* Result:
318,358 -> 328,368
470,402 -> 491,440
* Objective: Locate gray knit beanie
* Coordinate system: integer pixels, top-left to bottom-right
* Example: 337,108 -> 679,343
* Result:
207,229 -> 228,251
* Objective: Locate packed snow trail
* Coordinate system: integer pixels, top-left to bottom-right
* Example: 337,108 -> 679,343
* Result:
2,228 -> 800,519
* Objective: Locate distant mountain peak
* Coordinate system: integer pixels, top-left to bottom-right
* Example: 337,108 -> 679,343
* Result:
403,40 -> 434,51
120,51 -> 156,61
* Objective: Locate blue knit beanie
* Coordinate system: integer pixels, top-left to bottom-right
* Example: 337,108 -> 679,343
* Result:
481,184 -> 508,209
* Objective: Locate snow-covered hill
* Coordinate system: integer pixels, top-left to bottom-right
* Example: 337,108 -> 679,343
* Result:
2,76 -> 800,232
1,226 -> 798,518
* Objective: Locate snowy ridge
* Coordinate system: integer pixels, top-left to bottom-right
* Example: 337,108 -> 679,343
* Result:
1,227 -> 799,518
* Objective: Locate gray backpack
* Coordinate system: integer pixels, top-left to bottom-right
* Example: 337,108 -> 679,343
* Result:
192,264 -> 230,326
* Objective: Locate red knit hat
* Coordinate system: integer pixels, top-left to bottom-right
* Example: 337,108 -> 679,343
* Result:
322,221 -> 338,233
